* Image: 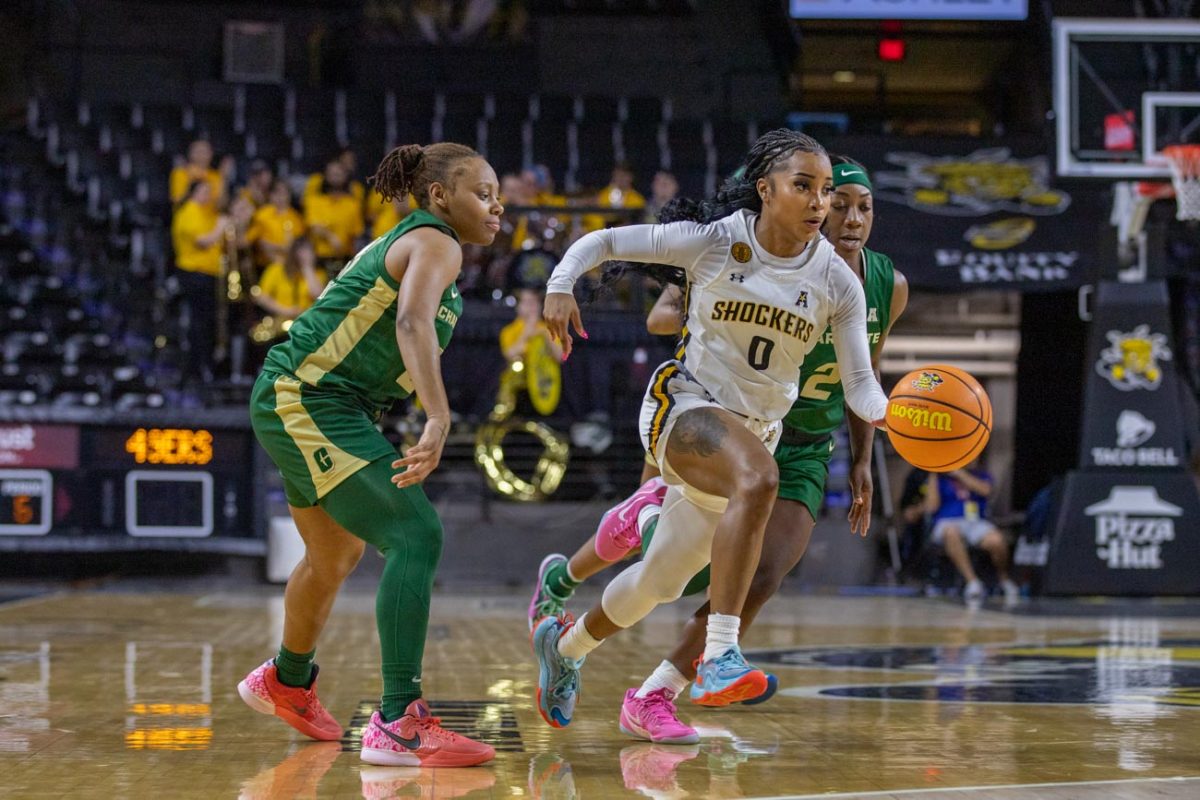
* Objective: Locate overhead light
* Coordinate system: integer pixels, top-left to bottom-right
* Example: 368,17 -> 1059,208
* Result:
833,70 -> 856,83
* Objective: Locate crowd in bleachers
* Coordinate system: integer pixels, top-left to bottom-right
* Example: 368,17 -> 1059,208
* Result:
4,84 -> 767,407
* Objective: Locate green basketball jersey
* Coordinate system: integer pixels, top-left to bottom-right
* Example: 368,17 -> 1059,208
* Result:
782,247 -> 895,436
263,208 -> 463,413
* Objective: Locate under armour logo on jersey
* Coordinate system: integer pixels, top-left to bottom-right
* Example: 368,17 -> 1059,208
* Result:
867,307 -> 878,322
730,273 -> 746,283
796,291 -> 809,308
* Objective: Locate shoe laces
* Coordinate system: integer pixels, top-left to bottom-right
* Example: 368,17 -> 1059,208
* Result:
534,596 -> 565,620
639,689 -> 680,724
550,616 -> 581,698
409,713 -> 464,744
710,647 -> 750,676
610,524 -> 641,551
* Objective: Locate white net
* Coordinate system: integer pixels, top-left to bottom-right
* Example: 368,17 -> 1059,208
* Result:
1164,145 -> 1200,221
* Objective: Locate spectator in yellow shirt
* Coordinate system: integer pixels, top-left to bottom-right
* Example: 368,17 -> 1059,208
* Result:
584,162 -> 646,231
499,288 -> 564,364
370,194 -> 417,240
254,238 -> 327,321
249,180 -> 305,268
303,148 -> 365,210
500,172 -> 536,252
645,170 -> 679,223
237,160 -> 274,209
304,160 -> 364,262
169,139 -> 225,208
172,180 -> 232,383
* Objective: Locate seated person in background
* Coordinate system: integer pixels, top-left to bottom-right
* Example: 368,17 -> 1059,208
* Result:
304,159 -> 364,264
501,172 -> 537,252
925,460 -> 1019,606
303,148 -> 365,209
370,194 -> 416,239
584,161 -> 646,231
237,160 -> 274,209
522,164 -> 567,207
500,288 -> 564,365
644,170 -> 679,223
169,138 -> 225,208
253,238 -> 327,322
249,180 -> 305,268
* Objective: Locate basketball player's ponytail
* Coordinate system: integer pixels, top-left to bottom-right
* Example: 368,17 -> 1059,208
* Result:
371,142 -> 480,208
595,128 -> 829,294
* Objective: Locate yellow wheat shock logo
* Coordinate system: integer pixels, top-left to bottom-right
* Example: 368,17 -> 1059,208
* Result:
1096,325 -> 1171,392
891,404 -> 953,432
911,372 -> 944,392
874,148 -> 1071,217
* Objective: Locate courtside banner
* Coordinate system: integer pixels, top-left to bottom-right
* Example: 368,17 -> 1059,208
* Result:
823,136 -> 1107,291
1076,282 -> 1186,470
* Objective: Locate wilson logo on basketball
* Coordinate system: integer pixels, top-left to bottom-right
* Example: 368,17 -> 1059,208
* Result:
889,403 -> 953,432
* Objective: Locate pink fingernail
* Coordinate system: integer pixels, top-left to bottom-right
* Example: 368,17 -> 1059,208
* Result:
581,330 -> 589,339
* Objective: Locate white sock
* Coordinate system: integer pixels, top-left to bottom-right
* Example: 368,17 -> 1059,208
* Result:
703,613 -> 740,662
635,659 -> 689,698
557,613 -> 602,661
636,504 -> 660,537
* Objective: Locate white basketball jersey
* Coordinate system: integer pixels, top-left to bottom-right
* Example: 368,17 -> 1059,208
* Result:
671,210 -> 847,420
546,208 -> 887,424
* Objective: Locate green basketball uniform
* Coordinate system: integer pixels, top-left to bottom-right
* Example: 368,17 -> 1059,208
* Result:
250,209 -> 464,506
774,248 -> 896,518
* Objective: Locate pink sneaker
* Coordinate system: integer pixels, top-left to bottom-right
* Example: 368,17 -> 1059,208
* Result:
360,701 -> 495,767
618,688 -> 699,744
594,477 -> 667,562
237,659 -> 342,741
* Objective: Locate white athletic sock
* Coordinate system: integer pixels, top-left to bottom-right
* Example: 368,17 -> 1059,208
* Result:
635,659 -> 689,698
703,613 -> 740,662
557,613 -> 602,661
636,504 -> 660,537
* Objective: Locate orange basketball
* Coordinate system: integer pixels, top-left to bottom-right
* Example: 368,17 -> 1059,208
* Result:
885,364 -> 992,473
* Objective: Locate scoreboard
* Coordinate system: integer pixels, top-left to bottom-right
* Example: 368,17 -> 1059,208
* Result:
0,416 -> 267,554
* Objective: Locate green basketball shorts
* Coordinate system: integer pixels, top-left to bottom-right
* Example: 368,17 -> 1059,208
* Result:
249,370 -> 397,507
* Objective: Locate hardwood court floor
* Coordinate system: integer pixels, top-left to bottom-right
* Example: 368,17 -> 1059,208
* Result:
2,585 -> 1199,799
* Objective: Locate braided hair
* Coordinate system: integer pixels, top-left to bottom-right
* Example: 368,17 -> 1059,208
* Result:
370,142 -> 480,208
599,128 -> 828,293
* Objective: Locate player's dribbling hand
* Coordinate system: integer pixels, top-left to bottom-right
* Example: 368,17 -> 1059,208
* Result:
542,291 -> 587,360
391,418 -> 449,488
847,460 -> 873,537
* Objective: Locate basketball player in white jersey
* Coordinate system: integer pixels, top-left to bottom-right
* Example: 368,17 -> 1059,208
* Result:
531,129 -> 890,733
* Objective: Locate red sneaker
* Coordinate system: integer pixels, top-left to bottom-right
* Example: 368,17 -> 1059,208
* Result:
237,659 -> 342,741
360,701 -> 495,768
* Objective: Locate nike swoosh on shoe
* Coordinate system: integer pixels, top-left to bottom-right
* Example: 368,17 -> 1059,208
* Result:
378,724 -> 422,750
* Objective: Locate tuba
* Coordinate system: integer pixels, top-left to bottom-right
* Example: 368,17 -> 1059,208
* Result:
474,331 -> 569,501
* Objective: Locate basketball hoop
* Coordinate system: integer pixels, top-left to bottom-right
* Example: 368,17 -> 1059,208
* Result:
1162,144 -> 1200,221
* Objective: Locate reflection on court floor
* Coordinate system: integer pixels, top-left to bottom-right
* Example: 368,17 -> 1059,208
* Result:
2,590 -> 1199,799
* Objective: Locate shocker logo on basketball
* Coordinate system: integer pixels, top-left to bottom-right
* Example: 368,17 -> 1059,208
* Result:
313,447 -> 334,473
910,372 -> 944,392
1096,325 -> 1171,392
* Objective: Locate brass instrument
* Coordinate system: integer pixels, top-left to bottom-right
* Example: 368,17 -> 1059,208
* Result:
474,336 -> 569,501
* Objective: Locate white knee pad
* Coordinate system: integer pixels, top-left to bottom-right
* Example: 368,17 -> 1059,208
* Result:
601,487 -> 721,628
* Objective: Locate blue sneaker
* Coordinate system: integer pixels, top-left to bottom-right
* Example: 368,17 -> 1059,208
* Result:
690,647 -> 768,707
528,553 -> 569,632
532,616 -> 583,728
740,672 -> 777,706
